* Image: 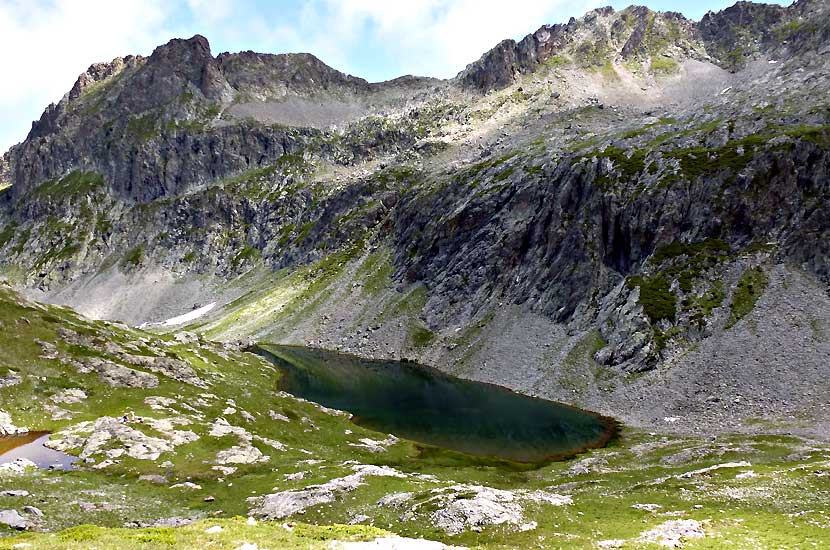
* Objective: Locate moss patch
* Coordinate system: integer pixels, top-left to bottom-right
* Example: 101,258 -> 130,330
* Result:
627,274 -> 676,323
650,56 -> 680,75
121,245 -> 145,268
726,267 -> 768,328
33,171 -> 105,199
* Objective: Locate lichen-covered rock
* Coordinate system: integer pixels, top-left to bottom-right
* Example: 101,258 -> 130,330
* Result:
74,357 -> 159,388
0,509 -> 28,530
0,459 -> 36,476
45,416 -> 198,462
50,388 -> 87,404
640,519 -> 705,547
215,445 -> 267,465
121,354 -> 207,387
0,411 -> 27,436
393,485 -> 571,535
249,465 -> 405,519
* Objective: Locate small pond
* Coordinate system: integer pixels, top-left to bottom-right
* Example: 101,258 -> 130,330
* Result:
0,432 -> 78,470
256,345 -> 617,463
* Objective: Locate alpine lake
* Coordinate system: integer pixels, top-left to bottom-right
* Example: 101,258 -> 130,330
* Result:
255,344 -> 617,464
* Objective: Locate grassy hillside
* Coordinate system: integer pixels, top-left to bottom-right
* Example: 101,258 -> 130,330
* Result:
1,283 -> 829,548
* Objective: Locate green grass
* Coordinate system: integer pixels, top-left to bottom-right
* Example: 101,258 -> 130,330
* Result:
33,171 -> 105,199
647,239 -> 731,302
230,245 -> 261,271
651,239 -> 729,265
121,245 -> 144,268
353,248 -> 394,296
559,330 -> 607,394
126,112 -> 160,142
0,222 -> 17,248
0,284 -> 827,549
726,267 -> 768,328
627,274 -> 677,323
600,61 -> 620,81
0,518 -> 388,549
650,56 -> 680,75
687,281 -> 726,327
543,55 -> 571,68
409,325 -> 436,347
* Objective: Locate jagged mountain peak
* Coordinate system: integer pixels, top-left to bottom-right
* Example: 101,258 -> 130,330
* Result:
456,4 -> 705,91
120,34 -> 235,111
67,55 -> 144,102
457,0 -> 827,92
217,49 -> 372,100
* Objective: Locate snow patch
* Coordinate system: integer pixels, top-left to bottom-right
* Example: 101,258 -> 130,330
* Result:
139,303 -> 216,329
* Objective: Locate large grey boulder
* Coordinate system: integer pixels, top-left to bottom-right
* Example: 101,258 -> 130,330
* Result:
0,509 -> 28,530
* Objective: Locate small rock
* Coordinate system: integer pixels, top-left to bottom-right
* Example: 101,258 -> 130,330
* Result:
22,506 -> 43,518
204,525 -> 223,534
50,388 -> 87,404
0,411 -> 28,436
170,482 -> 202,490
0,490 -> 29,497
632,503 -> 662,512
348,514 -> 370,525
215,445 -> 267,465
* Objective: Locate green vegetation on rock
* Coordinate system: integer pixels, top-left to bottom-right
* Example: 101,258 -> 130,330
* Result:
726,266 -> 768,328
33,171 -> 105,199
122,245 -> 144,268
650,56 -> 680,75
627,274 -> 676,323
0,520 -> 389,550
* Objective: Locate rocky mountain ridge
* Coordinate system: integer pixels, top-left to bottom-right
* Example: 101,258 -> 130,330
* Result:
0,0 -> 829,431
8,1 -> 827,203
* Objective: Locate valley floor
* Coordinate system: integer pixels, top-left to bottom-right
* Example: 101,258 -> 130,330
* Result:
0,285 -> 828,549
1,429 -> 829,549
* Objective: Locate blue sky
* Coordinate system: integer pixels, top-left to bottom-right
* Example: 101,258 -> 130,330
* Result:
0,0 -> 791,153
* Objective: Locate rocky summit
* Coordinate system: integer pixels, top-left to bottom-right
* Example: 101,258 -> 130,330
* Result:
1,1 -> 830,548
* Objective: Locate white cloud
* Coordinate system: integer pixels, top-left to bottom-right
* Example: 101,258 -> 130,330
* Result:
317,0 -> 600,77
0,0 -> 601,152
0,0 -> 174,151
254,0 -> 600,81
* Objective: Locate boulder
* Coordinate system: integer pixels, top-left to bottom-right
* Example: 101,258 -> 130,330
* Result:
0,509 -> 28,530
0,459 -> 36,475
0,411 -> 27,436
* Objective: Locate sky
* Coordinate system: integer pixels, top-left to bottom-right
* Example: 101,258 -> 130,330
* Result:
0,0 -> 792,153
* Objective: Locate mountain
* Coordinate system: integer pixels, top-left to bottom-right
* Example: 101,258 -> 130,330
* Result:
1,0 -> 830,546
2,0 -> 830,431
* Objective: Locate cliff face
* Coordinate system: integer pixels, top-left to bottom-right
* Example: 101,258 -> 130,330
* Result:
1,0 -> 829,384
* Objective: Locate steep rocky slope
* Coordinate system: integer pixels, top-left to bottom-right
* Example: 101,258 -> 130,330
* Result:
1,0 -> 829,434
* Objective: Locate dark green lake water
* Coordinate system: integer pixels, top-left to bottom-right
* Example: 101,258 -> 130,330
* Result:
256,345 -> 615,463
